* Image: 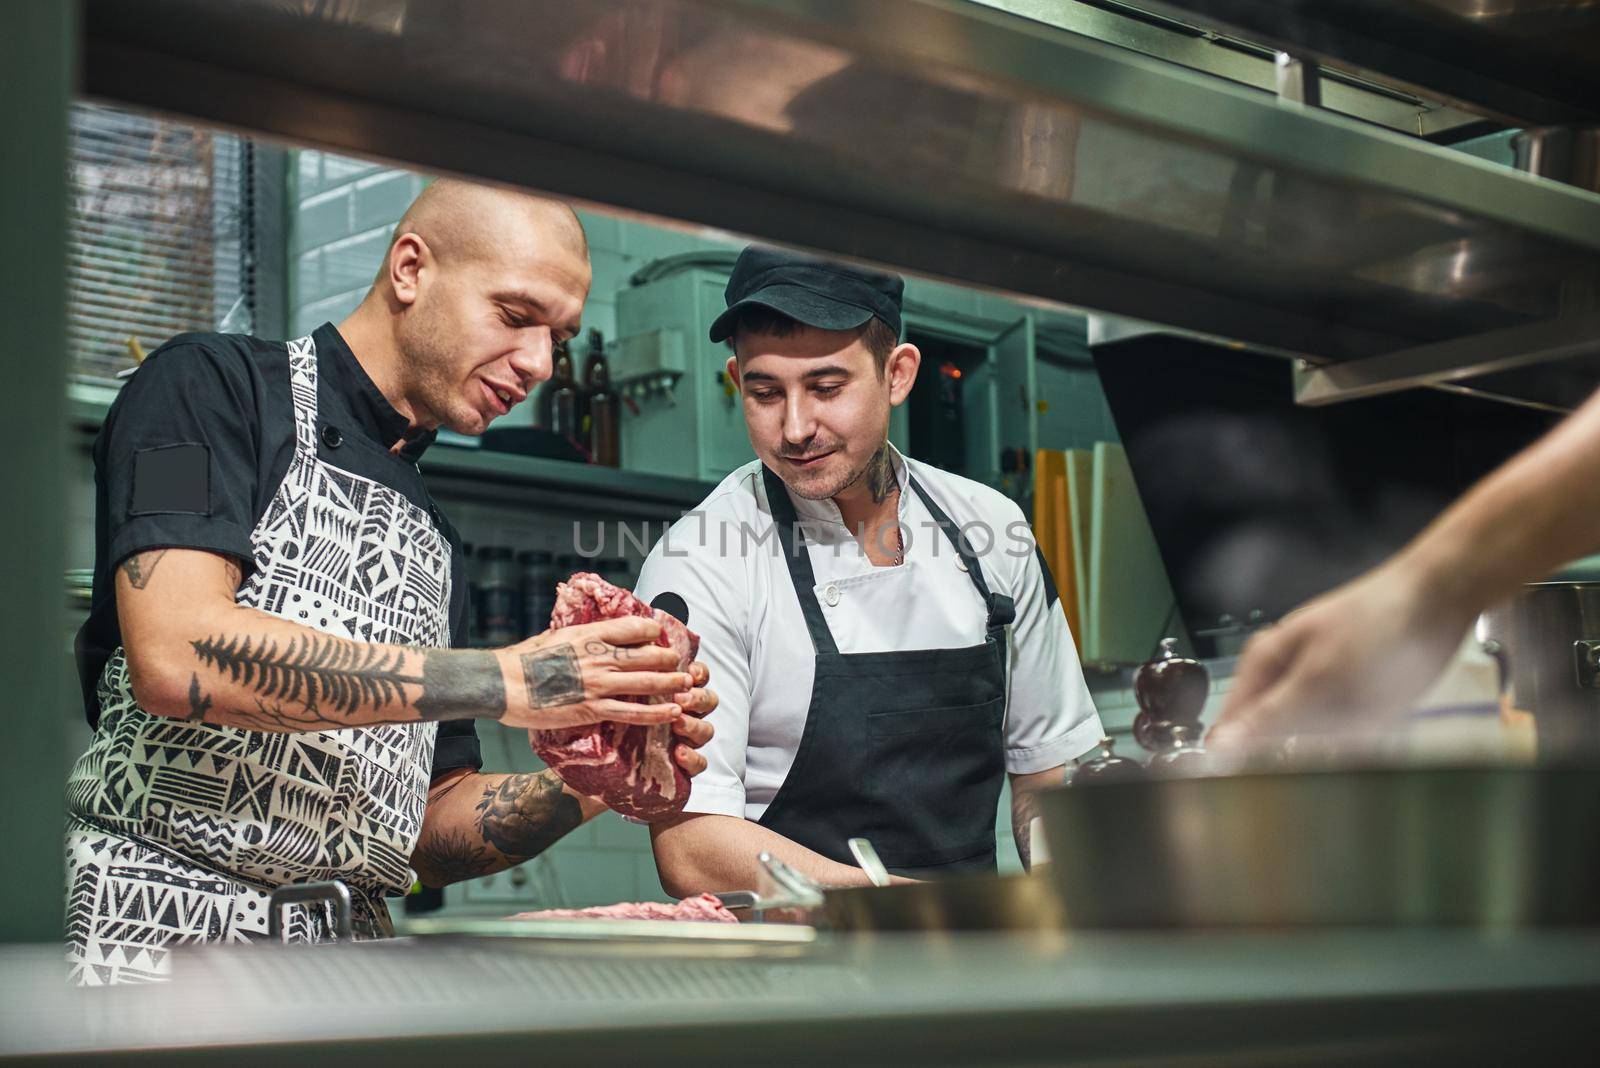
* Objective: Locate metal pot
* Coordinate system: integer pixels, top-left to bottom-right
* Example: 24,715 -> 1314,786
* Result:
821,871 -> 1067,934
1478,580 -> 1600,758
1039,764 -> 1600,929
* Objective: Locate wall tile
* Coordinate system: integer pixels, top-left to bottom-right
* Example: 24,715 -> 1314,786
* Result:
320,228 -> 390,296
587,248 -> 633,304
575,209 -> 622,256
352,171 -> 421,234
294,187 -> 353,253
322,153 -> 383,188
591,811 -> 650,849
546,848 -> 640,907
296,152 -> 324,198
293,289 -> 365,338
292,249 -> 323,310
618,220 -> 740,262
580,298 -> 617,343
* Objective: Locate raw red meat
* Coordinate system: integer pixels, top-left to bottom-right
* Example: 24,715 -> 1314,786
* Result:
531,572 -> 700,820
508,892 -> 737,924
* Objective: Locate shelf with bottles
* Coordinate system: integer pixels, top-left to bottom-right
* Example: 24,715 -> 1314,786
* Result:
461,543 -> 639,648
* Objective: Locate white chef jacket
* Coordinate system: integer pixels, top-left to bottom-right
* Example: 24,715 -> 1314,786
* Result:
634,446 -> 1105,821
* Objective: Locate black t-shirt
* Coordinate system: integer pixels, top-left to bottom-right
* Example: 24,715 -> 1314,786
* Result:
74,322 -> 482,780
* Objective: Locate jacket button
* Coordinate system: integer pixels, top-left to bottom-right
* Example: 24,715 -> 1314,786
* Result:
321,424 -> 343,449
823,584 -> 840,607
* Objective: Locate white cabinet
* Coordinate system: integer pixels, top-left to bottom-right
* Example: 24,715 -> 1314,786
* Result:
615,267 -> 754,482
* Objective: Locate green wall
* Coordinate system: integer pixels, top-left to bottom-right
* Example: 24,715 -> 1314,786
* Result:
1,0 -> 72,943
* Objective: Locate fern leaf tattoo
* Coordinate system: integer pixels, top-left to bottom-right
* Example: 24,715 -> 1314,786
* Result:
190,632 -> 416,716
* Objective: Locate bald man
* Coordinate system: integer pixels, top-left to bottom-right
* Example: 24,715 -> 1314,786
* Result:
64,179 -> 717,985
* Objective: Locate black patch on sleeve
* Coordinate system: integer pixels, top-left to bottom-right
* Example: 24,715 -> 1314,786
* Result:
651,591 -> 690,626
129,443 -> 211,516
1034,546 -> 1060,610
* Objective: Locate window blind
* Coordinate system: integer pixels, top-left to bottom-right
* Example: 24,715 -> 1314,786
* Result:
67,103 -> 256,384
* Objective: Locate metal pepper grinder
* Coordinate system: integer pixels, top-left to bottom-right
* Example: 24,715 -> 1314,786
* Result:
1133,637 -> 1210,772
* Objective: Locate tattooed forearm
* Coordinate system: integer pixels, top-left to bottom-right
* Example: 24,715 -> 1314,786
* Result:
192,632 -> 414,715
414,650 -> 506,721
411,828 -> 498,887
476,771 -> 583,860
1012,788 -> 1043,872
120,549 -> 170,590
186,631 -> 505,728
522,645 -> 585,709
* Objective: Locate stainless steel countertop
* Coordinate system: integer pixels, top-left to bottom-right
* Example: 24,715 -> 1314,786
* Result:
4,930 -> 1598,1063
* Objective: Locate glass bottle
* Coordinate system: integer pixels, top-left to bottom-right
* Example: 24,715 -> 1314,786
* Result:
583,329 -> 619,467
549,343 -> 580,445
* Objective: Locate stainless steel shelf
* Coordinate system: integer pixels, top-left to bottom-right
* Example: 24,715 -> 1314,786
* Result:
81,0 -> 1600,409
419,445 -> 715,517
1135,0 -> 1600,127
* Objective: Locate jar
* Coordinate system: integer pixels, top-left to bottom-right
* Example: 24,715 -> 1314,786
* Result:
476,545 -> 520,645
518,549 -> 557,634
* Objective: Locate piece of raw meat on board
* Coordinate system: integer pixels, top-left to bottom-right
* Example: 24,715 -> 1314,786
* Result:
508,892 -> 736,924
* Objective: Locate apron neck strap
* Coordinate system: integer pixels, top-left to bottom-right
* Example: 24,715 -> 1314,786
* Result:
761,465 -> 841,657
907,478 -> 1016,634
285,333 -> 322,456
760,464 -> 1017,655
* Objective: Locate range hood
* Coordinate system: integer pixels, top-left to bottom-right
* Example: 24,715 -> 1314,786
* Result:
82,0 -> 1600,410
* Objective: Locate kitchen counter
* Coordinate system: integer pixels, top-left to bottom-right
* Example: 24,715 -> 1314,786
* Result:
3,929 -> 1596,1064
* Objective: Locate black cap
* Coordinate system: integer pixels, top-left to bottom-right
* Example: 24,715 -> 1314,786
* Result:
709,246 -> 903,344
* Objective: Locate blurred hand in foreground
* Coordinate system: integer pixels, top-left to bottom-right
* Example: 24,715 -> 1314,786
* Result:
1207,554 -> 1477,748
1212,384 -> 1600,748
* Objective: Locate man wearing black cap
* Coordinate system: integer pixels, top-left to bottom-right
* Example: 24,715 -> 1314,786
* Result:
635,247 -> 1104,890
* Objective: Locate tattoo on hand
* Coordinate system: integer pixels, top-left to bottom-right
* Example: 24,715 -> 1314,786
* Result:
522,644 -> 585,708
120,549 -> 170,590
411,828 -> 497,886
476,771 -> 583,859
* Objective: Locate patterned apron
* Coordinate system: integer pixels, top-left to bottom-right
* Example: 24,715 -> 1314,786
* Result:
64,334 -> 453,986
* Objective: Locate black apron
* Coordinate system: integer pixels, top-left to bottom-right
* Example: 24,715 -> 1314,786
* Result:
756,465 -> 1012,877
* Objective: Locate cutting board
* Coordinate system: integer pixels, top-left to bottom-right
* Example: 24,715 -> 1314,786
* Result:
1063,449 -> 1094,650
1032,450 -> 1080,652
1086,442 -> 1182,665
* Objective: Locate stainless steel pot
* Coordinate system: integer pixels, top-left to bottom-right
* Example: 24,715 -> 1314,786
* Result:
1479,580 -> 1600,757
821,871 -> 1066,934
1040,764 -> 1600,929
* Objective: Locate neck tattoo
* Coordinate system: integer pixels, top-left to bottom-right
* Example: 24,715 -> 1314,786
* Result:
865,445 -> 897,505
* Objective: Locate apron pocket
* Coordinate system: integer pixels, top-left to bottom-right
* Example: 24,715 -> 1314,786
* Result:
867,700 -> 1004,738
